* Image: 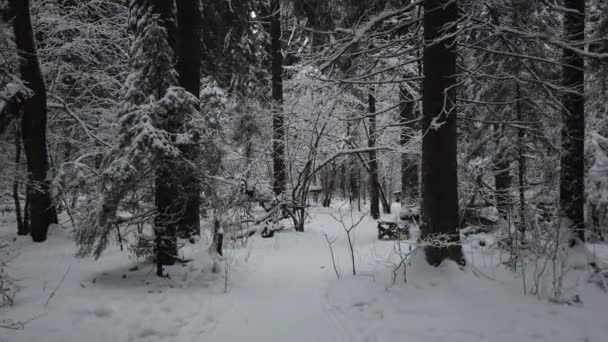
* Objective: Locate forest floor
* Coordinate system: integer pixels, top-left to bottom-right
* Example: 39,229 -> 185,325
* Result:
1,204 -> 608,342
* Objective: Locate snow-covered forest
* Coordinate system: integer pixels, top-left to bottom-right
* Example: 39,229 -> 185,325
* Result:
1,0 -> 608,341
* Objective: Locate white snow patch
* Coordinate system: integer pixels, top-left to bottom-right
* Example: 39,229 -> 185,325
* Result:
1,207 -> 607,342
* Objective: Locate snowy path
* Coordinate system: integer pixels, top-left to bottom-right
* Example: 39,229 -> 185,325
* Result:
2,209 -> 608,342
203,232 -> 350,342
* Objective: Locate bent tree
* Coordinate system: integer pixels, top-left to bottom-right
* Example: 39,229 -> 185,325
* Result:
9,0 -> 57,242
420,0 -> 464,266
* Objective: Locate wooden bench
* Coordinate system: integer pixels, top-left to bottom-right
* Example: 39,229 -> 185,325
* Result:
377,206 -> 419,240
377,218 -> 407,240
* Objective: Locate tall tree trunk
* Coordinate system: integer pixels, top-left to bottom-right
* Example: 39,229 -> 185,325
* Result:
175,0 -> 202,238
560,0 -> 585,244
399,86 -> 419,205
380,184 -> 391,214
340,164 -> 347,199
368,90 -> 380,219
515,83 -> 527,234
347,119 -> 360,206
270,0 -> 286,196
322,164 -> 336,207
154,170 -> 179,266
9,0 -> 56,242
14,122 -> 27,235
493,123 -> 512,220
421,0 -> 464,266
350,162 -> 359,205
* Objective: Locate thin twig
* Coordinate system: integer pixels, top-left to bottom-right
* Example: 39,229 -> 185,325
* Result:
44,265 -> 71,308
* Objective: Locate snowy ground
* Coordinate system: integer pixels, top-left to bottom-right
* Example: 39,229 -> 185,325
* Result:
1,205 -> 608,342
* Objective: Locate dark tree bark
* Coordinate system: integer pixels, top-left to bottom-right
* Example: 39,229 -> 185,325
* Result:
368,91 -> 380,219
321,164 -> 336,208
493,123 -> 512,220
515,83 -> 527,234
270,0 -> 286,196
421,0 -> 464,266
154,0 -> 179,265
14,122 -> 28,235
399,86 -> 419,205
350,161 -> 359,205
340,164 -> 347,199
346,119 -> 360,206
149,0 -> 177,49
175,0 -> 201,120
213,218 -> 223,256
9,0 -> 57,242
175,0 -> 202,238
560,0 -> 585,244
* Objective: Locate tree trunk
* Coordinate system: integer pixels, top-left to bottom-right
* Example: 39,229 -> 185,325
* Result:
350,162 -> 359,205
322,164 -> 336,207
515,83 -> 527,234
154,163 -> 179,266
493,123 -> 512,220
399,85 -> 419,205
380,176 -> 391,214
347,120 -> 359,206
213,218 -> 223,256
421,0 -> 464,266
560,0 -> 585,244
175,0 -> 202,238
340,164 -> 347,199
9,0 -> 56,242
358,168 -> 362,210
368,90 -> 380,219
14,123 -> 27,235
270,0 -> 286,196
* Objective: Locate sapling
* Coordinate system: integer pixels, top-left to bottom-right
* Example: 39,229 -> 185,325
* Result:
329,204 -> 367,276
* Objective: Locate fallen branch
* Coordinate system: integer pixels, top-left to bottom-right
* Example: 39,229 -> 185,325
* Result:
0,314 -> 45,330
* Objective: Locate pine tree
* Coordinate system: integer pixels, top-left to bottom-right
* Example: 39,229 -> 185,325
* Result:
76,9 -> 199,271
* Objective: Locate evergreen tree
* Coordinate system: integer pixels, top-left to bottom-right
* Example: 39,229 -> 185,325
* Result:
76,9 -> 199,273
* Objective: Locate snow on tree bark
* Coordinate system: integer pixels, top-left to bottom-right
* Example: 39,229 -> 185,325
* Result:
270,0 -> 286,197
421,0 -> 464,266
